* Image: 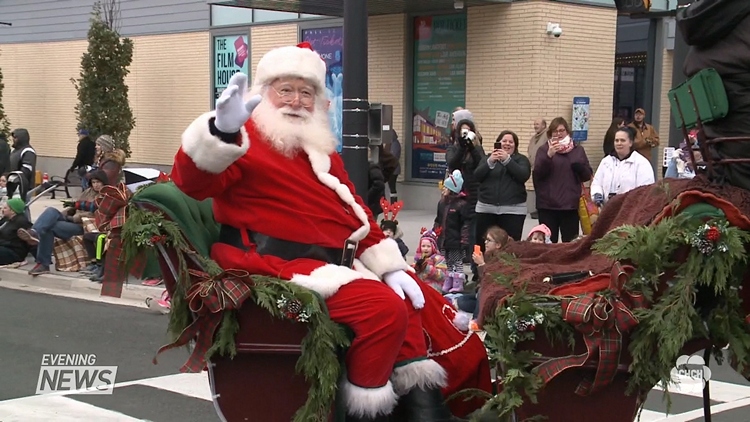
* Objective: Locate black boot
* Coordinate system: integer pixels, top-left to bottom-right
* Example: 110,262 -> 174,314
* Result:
395,387 -> 463,422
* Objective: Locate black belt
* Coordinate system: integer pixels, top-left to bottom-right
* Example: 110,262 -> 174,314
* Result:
219,225 -> 357,268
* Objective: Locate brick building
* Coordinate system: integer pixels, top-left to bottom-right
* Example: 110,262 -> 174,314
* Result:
0,0 -> 679,209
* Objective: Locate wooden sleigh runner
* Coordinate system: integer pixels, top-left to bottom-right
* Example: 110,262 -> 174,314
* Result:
478,68 -> 750,422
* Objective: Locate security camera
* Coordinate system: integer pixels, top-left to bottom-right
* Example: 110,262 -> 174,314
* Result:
546,22 -> 563,38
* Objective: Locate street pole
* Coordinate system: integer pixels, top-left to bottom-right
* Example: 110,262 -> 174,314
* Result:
667,0 -> 692,148
341,0 -> 370,198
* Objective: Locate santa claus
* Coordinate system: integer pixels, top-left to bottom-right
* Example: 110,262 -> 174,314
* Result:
172,43 -> 488,421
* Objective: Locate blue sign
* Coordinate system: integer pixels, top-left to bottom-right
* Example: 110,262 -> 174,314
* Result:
301,27 -> 344,153
571,96 -> 590,142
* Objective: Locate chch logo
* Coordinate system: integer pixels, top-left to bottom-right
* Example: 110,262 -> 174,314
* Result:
669,354 -> 712,394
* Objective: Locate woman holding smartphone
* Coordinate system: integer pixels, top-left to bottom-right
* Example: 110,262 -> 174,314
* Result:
473,130 -> 531,243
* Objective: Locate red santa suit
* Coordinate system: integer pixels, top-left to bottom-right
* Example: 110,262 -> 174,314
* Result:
171,43 -> 489,419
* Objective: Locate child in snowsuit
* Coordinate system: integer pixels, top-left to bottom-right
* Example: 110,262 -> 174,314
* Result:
435,169 -> 471,293
413,229 -> 447,292
380,220 -> 409,259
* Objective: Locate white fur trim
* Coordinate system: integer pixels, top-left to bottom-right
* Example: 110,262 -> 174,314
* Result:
352,259 -> 381,281
359,237 -> 410,278
253,45 -> 327,94
181,111 -> 250,174
453,311 -> 472,332
341,380 -> 398,418
391,360 -> 448,396
304,146 -> 371,242
290,263 -> 377,299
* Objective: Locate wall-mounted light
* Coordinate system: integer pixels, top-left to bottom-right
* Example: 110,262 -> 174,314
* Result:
454,1 -> 465,10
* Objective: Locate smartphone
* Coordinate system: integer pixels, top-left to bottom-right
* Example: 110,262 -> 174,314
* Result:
473,245 -> 482,255
494,142 -> 502,150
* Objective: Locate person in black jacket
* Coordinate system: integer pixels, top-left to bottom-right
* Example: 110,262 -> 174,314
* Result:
367,162 -> 386,219
678,0 -> 750,190
8,128 -> 36,199
446,110 -> 484,279
0,198 -> 32,265
474,130 -> 531,242
0,134 -> 11,176
70,129 -> 96,188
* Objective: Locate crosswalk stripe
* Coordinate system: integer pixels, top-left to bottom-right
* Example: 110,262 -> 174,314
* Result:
652,380 -> 750,403
133,372 -> 212,401
0,394 -> 141,421
636,409 -> 671,422
644,397 -> 750,422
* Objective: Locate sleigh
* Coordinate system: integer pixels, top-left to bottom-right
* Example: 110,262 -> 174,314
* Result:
117,182 -> 488,422
479,68 -> 750,422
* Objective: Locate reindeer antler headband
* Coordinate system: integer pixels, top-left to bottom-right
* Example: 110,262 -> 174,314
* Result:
380,198 -> 404,223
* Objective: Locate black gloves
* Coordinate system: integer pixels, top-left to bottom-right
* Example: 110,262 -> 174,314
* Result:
593,193 -> 604,207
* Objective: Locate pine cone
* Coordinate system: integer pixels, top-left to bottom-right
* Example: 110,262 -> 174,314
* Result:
287,299 -> 303,314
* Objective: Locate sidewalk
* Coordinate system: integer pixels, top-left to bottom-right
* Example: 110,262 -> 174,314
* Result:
1,195 -> 542,306
0,196 -> 163,308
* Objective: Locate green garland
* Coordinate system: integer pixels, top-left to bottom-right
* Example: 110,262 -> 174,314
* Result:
481,214 -> 750,420
120,205 -> 351,422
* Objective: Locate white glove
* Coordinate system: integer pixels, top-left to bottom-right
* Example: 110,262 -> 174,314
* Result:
383,270 -> 425,309
461,129 -> 477,142
215,72 -> 262,134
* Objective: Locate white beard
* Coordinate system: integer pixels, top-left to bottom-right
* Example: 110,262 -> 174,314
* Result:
250,91 -> 337,158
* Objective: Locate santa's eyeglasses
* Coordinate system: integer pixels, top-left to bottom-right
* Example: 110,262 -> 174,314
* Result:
271,84 -> 315,107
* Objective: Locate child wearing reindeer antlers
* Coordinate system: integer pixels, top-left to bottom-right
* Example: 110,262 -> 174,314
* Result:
413,228 -> 448,292
379,198 -> 409,259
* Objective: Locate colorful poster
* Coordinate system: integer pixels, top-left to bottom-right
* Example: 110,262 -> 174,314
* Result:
411,14 -> 467,180
571,97 -> 590,142
301,27 -> 344,153
213,35 -> 249,108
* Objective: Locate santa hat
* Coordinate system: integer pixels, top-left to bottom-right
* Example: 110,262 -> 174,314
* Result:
253,42 -> 327,97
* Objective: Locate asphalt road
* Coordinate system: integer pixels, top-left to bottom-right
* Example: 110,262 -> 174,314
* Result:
2,287 -> 750,422
0,287 -> 218,422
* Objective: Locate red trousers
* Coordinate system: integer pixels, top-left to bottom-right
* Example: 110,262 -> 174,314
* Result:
326,279 -> 427,388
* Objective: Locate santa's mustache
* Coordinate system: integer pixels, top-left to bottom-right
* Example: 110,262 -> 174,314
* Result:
277,105 -> 312,120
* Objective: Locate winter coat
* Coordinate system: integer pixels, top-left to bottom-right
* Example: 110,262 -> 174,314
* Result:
446,119 -> 484,212
533,143 -> 592,211
414,253 -> 447,292
527,130 -> 549,169
0,138 -> 10,175
389,137 -> 402,176
66,186 -> 101,224
474,152 -> 531,206
434,194 -> 471,251
0,212 -> 32,260
591,151 -> 655,204
70,136 -> 97,171
679,1 -> 750,190
9,129 -> 36,190
367,163 -> 386,217
628,122 -> 660,159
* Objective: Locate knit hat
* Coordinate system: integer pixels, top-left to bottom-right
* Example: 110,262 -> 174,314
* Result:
6,198 -> 24,214
87,169 -> 109,185
452,109 -> 474,125
443,169 -> 464,194
253,42 -> 327,98
96,135 -> 115,152
527,224 -> 552,240
418,229 -> 440,255
78,129 -> 89,136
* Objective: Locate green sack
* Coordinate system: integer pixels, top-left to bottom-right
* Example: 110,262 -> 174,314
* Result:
668,68 -> 729,129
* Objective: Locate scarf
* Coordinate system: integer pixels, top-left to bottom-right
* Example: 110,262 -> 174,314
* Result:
551,135 -> 575,155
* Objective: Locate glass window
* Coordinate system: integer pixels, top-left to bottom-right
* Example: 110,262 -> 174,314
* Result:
211,5 -> 254,27
301,13 -> 327,19
253,9 -> 299,22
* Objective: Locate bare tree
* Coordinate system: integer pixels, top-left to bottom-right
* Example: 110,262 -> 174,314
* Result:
101,0 -> 122,32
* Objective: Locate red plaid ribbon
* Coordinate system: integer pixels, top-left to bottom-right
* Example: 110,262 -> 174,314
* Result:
94,183 -> 146,298
536,262 -> 646,395
153,269 -> 254,373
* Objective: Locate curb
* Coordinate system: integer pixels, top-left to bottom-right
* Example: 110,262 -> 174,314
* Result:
0,267 -> 164,304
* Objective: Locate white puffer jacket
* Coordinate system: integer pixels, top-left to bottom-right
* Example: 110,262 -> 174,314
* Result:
591,151 -> 655,204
